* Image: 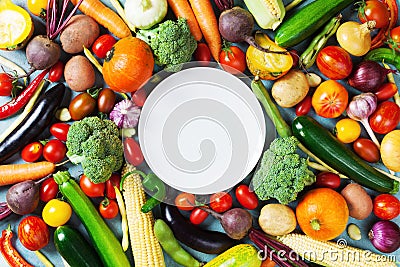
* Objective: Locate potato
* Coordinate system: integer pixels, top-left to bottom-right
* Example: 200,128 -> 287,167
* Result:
258,204 -> 297,236
64,55 -> 95,92
341,183 -> 373,220
271,69 -> 309,108
60,15 -> 100,54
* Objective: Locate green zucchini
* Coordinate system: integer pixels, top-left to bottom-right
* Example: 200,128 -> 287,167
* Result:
54,225 -> 103,267
53,171 -> 130,267
292,116 -> 399,194
275,0 -> 354,48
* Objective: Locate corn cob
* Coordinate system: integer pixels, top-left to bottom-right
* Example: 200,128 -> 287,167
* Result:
278,233 -> 397,267
121,164 -> 166,267
243,0 -> 285,30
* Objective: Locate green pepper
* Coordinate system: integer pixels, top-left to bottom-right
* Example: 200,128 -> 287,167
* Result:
364,48 -> 400,70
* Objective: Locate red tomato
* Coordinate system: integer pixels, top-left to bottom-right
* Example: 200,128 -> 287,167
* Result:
373,194 -> 400,220
375,83 -> 398,102
92,34 -> 117,59
48,61 -> 64,82
235,185 -> 258,210
132,89 -> 147,107
369,101 -> 400,134
194,43 -> 211,63
0,73 -> 13,96
79,174 -> 105,198
315,172 -> 341,189
97,88 -> 116,114
175,192 -> 195,211
352,138 -> 380,163
388,26 -> 400,52
50,123 -> 70,142
312,80 -> 349,118
123,137 -> 144,166
68,92 -> 97,121
18,216 -> 49,251
219,46 -> 246,75
105,173 -> 121,199
316,46 -> 353,80
21,141 -> 43,162
209,192 -> 232,213
40,177 -> 59,202
358,0 -> 390,29
99,198 -> 119,219
43,139 -> 67,163
295,95 -> 312,116
189,207 -> 209,225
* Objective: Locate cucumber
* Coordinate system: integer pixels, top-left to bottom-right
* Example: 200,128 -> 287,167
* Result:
54,225 -> 103,267
203,244 -> 261,267
275,0 -> 354,48
292,116 -> 399,194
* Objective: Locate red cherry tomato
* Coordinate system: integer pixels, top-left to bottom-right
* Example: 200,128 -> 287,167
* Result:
43,139 -> 67,163
21,141 -> 43,162
18,216 -> 49,251
105,173 -> 121,199
40,177 -> 59,202
99,198 -> 119,219
209,192 -> 233,213
375,83 -> 398,102
189,207 -> 209,225
315,172 -> 341,189
97,88 -> 116,114
369,101 -> 400,134
316,46 -> 353,80
175,192 -> 195,211
123,137 -> 144,166
79,174 -> 105,198
132,88 -> 147,107
92,34 -> 117,59
50,123 -> 70,142
219,46 -> 246,75
352,138 -> 380,163
373,194 -> 400,220
235,185 -> 258,210
68,92 -> 97,121
358,0 -> 390,29
295,95 -> 312,116
0,73 -> 13,96
48,61 -> 64,82
388,26 -> 400,52
194,43 -> 211,64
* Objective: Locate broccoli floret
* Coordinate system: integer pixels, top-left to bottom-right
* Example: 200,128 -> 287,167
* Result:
66,116 -> 123,183
251,136 -> 316,205
137,18 -> 197,71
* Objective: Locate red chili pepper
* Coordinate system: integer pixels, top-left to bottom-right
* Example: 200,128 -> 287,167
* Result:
371,0 -> 399,49
0,225 -> 34,267
0,69 -> 49,120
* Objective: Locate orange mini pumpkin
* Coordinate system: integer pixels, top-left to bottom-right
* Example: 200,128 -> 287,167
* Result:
102,37 -> 154,93
296,188 -> 349,241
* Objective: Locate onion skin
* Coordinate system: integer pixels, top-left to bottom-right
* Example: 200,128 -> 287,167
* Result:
336,21 -> 375,56
369,220 -> 400,253
381,130 -> 400,172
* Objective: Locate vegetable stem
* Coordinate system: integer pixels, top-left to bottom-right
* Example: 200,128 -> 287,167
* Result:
0,55 -> 28,85
361,119 -> 381,149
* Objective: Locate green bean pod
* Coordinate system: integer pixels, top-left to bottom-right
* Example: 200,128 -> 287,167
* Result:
364,48 -> 400,70
300,14 -> 342,69
154,219 -> 202,267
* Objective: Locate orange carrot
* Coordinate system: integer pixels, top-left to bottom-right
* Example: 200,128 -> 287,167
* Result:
188,0 -> 221,61
70,0 -> 131,39
0,161 -> 55,186
167,0 -> 203,41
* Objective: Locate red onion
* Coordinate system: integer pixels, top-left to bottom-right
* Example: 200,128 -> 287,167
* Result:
348,60 -> 396,93
214,0 -> 234,12
369,220 -> 400,253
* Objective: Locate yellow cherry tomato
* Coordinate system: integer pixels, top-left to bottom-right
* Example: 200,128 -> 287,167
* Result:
27,0 -> 47,17
42,199 -> 72,227
335,118 -> 361,143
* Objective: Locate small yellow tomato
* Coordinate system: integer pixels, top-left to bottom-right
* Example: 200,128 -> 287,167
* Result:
27,0 -> 47,17
42,199 -> 72,227
335,118 -> 361,143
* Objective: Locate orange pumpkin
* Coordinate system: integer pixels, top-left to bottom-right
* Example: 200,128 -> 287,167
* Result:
296,188 -> 349,241
102,37 -> 154,93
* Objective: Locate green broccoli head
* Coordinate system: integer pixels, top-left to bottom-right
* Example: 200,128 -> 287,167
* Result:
252,136 -> 316,205
66,120 -> 92,159
137,18 -> 197,71
81,157 -> 113,184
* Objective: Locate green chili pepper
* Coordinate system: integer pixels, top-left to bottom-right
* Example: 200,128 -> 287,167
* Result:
154,219 -> 202,267
300,14 -> 342,69
364,48 -> 400,70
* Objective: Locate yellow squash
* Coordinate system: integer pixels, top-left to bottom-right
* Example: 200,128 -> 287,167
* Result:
246,32 -> 293,80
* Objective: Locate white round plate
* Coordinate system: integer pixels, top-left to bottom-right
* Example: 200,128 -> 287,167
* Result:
138,66 -> 266,194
